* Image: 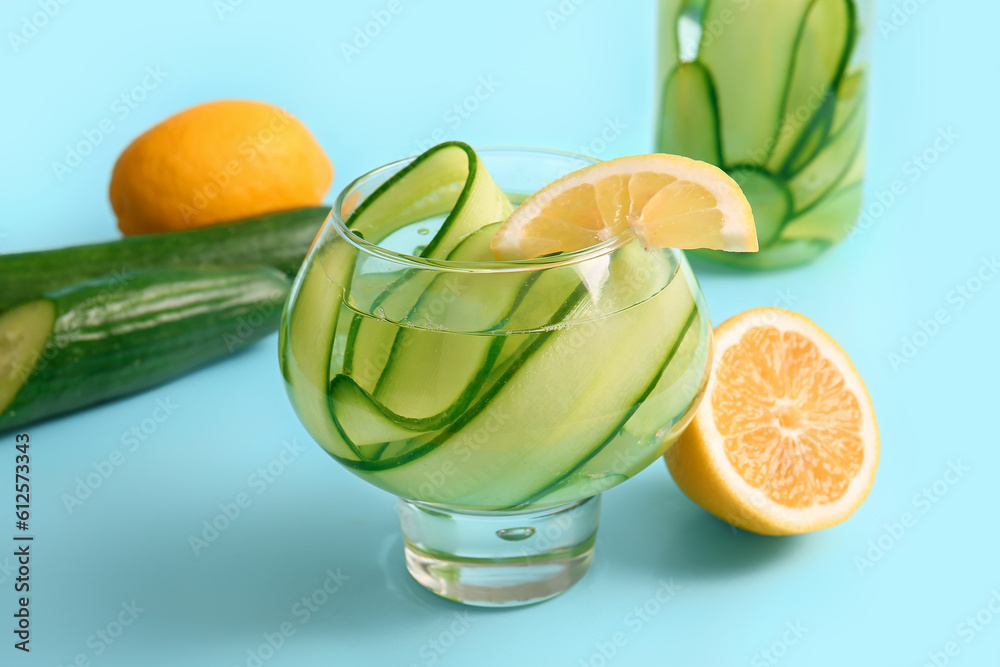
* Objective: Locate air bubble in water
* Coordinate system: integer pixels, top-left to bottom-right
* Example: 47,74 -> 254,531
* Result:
496,527 -> 536,541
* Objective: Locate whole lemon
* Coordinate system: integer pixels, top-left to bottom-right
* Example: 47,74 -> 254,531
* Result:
110,100 -> 333,235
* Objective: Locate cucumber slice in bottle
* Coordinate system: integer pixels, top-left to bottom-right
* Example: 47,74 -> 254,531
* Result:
280,142 -> 512,466
830,68 -> 866,137
840,140 -> 866,186
780,181 -> 863,243
787,95 -> 866,212
782,92 -> 836,177
782,69 -> 866,183
657,61 -> 724,165
697,0 -> 812,166
767,0 -> 856,172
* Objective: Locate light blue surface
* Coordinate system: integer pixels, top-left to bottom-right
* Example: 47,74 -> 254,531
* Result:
2,1 -> 999,665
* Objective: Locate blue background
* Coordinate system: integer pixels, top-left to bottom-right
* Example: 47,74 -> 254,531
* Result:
2,1 -> 999,665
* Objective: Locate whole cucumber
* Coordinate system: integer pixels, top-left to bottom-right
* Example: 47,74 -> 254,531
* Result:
0,207 -> 328,313
0,266 -> 290,430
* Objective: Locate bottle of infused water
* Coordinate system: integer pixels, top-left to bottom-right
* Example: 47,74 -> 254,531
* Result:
656,0 -> 875,269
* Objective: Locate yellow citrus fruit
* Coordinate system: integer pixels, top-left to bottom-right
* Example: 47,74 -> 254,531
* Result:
490,153 -> 757,260
110,100 -> 333,235
666,307 -> 879,535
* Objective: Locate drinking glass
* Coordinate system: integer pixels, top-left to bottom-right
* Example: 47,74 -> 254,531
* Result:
280,148 -> 712,606
656,0 -> 875,269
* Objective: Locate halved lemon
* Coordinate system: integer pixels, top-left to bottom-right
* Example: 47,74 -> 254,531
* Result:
666,308 -> 879,536
490,154 -> 758,260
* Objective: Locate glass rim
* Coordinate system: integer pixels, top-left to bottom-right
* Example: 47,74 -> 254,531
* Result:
328,146 -> 661,275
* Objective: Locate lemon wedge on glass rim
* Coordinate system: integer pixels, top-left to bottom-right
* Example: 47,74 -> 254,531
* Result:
490,153 -> 758,260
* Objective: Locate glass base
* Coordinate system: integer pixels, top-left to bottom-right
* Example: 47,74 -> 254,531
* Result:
398,496 -> 601,607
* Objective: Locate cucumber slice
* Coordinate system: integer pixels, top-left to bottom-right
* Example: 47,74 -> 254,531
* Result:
788,94 -> 867,212
786,69 -> 865,179
657,61 -> 723,165
370,244 -> 696,509
342,147 -> 514,390
489,264 -> 585,377
725,166 -> 793,247
697,0 -> 811,166
531,473 -> 629,507
622,298 -> 709,438
517,305 -> 700,509
327,374 -> 427,461
532,301 -> 711,506
342,271 -> 432,391
420,159 -> 513,259
340,253 -> 585,456
0,300 -> 56,414
840,133 -> 867,186
342,142 -> 515,382
328,281 -> 589,474
782,92 -> 836,177
344,143 -> 509,258
831,68 -> 866,137
767,0 -> 856,172
781,182 -> 863,243
281,142 -> 513,465
444,222 -> 500,260
331,223 -> 554,460
370,226 -> 532,427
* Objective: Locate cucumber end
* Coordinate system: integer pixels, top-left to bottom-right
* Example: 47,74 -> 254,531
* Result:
0,300 -> 56,414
